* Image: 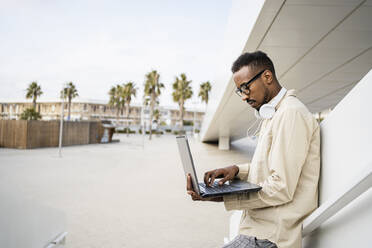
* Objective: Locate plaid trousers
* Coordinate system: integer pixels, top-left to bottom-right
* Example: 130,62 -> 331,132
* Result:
222,235 -> 278,248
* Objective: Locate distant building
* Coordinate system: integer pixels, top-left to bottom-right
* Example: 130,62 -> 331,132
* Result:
0,98 -> 205,131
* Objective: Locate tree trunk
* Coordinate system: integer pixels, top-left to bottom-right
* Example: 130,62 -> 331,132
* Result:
149,96 -> 154,140
126,102 -> 130,137
116,108 -> 120,125
68,97 -> 72,121
33,97 -> 36,111
180,101 -> 184,131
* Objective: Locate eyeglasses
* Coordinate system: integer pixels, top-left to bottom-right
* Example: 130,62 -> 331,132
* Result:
235,69 -> 266,97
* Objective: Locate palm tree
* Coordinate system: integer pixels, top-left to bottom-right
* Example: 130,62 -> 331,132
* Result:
122,82 -> 137,136
61,82 -> 79,120
153,109 -> 160,133
153,109 -> 160,123
108,84 -> 124,124
172,73 -> 193,130
26,81 -> 43,111
144,70 -> 164,140
198,81 -> 212,106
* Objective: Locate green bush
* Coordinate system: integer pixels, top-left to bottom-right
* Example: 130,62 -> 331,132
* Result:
183,120 -> 193,126
165,129 -> 172,133
173,130 -> 185,135
20,108 -> 42,120
116,128 -> 135,134
138,129 -> 163,135
195,129 -> 200,133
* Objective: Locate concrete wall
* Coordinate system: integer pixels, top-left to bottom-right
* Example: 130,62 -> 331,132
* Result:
303,70 -> 372,247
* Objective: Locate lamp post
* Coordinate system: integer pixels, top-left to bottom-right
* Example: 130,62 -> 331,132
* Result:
141,95 -> 147,149
58,83 -> 67,157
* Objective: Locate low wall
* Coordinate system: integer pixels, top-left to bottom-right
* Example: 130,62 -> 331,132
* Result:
0,120 -> 104,149
0,120 -> 28,148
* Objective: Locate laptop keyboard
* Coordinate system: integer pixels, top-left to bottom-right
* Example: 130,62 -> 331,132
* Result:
199,182 -> 237,194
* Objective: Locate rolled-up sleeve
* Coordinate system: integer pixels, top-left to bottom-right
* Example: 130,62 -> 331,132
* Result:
224,108 -> 312,211
236,163 -> 250,181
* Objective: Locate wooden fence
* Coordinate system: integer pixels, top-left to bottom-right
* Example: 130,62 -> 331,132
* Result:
0,120 -> 104,149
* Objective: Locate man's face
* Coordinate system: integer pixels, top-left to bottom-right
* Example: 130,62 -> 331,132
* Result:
233,66 -> 270,111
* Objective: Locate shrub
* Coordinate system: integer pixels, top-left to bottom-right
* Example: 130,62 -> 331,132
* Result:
173,130 -> 185,135
20,108 -> 42,120
138,129 -> 162,135
116,128 -> 135,134
183,120 -> 193,126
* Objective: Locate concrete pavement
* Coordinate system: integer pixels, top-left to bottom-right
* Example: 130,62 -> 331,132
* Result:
0,134 -> 253,248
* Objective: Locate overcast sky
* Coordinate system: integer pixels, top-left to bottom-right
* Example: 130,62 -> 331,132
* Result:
0,0 -> 232,108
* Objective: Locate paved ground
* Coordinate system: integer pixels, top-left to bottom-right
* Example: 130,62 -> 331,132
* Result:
0,134 -> 254,248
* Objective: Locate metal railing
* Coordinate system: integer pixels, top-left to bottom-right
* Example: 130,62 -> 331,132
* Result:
302,161 -> 372,237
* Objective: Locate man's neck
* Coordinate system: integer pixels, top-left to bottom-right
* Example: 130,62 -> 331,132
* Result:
268,84 -> 282,102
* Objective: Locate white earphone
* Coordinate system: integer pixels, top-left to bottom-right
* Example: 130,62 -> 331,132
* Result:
255,87 -> 287,119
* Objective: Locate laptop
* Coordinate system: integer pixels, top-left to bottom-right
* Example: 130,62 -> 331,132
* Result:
176,136 -> 261,198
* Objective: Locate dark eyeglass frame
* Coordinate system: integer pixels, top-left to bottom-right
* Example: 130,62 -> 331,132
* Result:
235,69 -> 266,97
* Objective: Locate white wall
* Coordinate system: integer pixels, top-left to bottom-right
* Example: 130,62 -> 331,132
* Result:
303,69 -> 372,247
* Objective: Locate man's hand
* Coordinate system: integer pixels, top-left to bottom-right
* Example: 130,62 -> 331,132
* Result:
186,174 -> 223,202
204,165 -> 239,187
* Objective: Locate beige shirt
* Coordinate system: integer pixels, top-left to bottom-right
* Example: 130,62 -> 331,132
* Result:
224,89 -> 320,248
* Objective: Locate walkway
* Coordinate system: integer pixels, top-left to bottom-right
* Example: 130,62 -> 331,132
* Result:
0,134 -> 253,248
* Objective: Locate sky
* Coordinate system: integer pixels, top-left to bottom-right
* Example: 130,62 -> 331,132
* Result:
0,0 -> 232,109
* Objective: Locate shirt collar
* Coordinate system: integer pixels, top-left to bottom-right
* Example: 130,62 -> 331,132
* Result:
275,89 -> 296,110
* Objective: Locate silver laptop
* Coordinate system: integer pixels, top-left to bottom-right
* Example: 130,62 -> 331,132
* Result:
176,136 -> 261,198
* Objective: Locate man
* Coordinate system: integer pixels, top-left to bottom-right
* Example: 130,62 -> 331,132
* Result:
186,51 -> 320,248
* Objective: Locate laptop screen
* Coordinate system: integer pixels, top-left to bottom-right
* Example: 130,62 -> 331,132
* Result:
176,136 -> 201,195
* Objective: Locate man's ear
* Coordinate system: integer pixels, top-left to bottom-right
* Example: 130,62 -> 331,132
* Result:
263,70 -> 273,85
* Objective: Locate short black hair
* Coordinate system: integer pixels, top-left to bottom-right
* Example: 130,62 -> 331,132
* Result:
231,51 -> 276,76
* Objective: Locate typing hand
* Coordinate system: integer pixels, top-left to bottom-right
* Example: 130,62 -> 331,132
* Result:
203,165 -> 239,187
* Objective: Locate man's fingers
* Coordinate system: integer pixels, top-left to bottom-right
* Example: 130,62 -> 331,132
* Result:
218,177 -> 229,185
209,173 -> 217,186
187,190 -> 201,201
208,170 -> 223,186
186,174 -> 201,200
191,192 -> 202,201
204,171 -> 212,185
186,174 -> 193,191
